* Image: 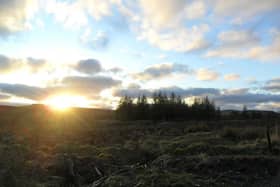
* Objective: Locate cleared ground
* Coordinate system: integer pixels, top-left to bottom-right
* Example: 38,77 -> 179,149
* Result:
0,105 -> 279,186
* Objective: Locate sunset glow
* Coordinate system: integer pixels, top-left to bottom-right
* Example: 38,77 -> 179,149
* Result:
44,95 -> 89,111
0,0 -> 280,111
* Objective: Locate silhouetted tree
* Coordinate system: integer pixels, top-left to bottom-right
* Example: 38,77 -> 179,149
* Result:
135,95 -> 149,119
242,105 -> 248,119
116,95 -> 134,120
116,93 -> 219,121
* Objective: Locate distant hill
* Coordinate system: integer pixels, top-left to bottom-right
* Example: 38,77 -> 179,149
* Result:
0,104 -> 115,125
221,109 -> 280,119
0,105 -> 279,124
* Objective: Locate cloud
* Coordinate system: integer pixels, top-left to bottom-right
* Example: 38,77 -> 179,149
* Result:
74,59 -> 103,74
113,87 -> 151,98
61,75 -> 122,94
132,63 -> 192,81
43,0 -> 276,58
90,31 -> 109,49
46,0 -> 120,28
206,29 -> 280,61
139,0 -> 185,28
206,30 -> 260,58
222,88 -> 249,95
113,86 -> 280,110
0,54 -> 49,74
247,77 -> 258,85
82,0 -> 119,20
0,94 -> 10,100
0,74 -> 122,100
224,74 -> 240,81
0,0 -> 38,37
0,83 -> 47,100
263,77 -> 280,92
218,30 -> 259,47
214,93 -> 280,105
108,67 -> 123,74
196,68 -> 219,81
0,55 -> 20,73
113,86 -> 220,98
185,0 -> 206,20
46,0 -> 88,28
113,84 -> 280,110
137,24 -> 210,52
212,0 -> 280,24
139,0 -> 206,27
42,0 -> 280,58
122,0 -> 211,52
26,57 -> 46,73
160,87 -> 220,97
81,29 -> 109,50
247,30 -> 280,61
254,102 -> 280,111
214,87 -> 280,110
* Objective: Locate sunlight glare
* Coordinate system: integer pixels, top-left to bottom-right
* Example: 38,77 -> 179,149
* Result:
44,95 -> 89,111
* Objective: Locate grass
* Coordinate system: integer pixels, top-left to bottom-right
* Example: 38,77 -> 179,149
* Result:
0,106 -> 279,186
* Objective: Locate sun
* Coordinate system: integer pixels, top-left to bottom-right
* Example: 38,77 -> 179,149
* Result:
44,94 -> 89,111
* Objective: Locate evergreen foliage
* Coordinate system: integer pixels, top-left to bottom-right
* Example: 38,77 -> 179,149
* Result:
116,92 -> 220,120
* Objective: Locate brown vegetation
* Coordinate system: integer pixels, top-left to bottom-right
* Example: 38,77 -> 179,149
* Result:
0,105 -> 279,186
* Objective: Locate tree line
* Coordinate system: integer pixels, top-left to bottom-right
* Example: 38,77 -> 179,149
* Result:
116,92 -> 220,121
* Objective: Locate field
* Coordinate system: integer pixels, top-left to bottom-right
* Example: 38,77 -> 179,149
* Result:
0,105 -> 280,186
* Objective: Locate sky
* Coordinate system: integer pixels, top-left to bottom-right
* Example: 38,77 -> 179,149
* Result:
0,0 -> 280,110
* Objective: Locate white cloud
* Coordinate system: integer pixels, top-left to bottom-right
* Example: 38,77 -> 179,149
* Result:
139,0 -> 186,29
248,30 -> 280,61
0,54 -> 48,74
0,0 -> 38,36
132,63 -> 192,81
108,67 -> 123,74
263,77 -> 280,92
82,0 -> 119,20
0,55 -> 21,73
59,75 -> 122,97
196,68 -> 219,81
0,75 -> 122,101
254,102 -> 280,111
81,29 -> 109,49
41,0 -> 280,57
222,88 -> 248,95
218,30 -> 259,46
212,0 -> 280,24
46,0 -> 121,28
206,30 -> 259,58
185,0 -> 206,19
138,24 -> 210,52
206,29 -> 280,61
116,0 -> 210,52
224,73 -> 240,81
46,0 -> 88,28
113,86 -> 220,98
